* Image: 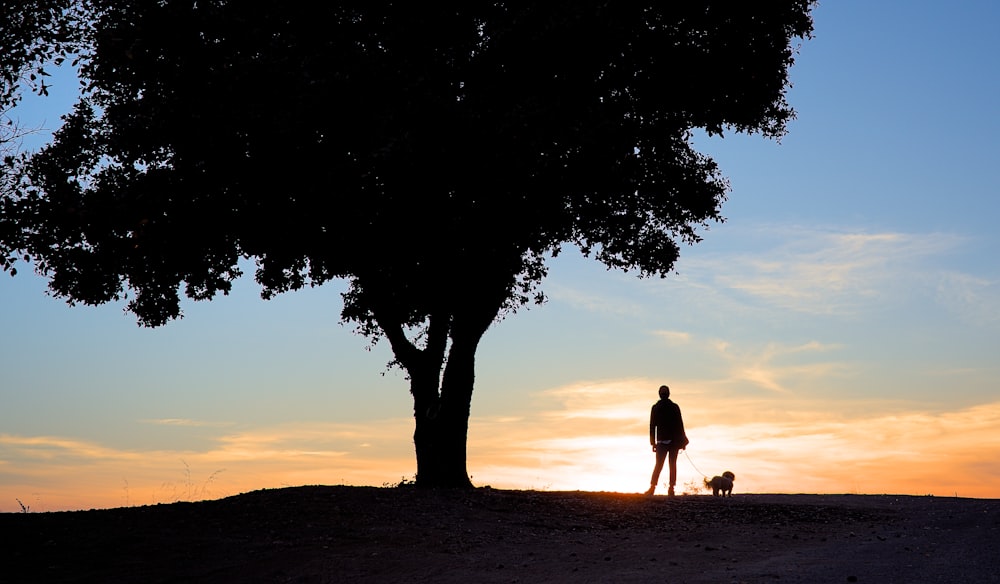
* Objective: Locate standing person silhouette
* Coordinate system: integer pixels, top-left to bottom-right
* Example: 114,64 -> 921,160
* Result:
645,385 -> 689,496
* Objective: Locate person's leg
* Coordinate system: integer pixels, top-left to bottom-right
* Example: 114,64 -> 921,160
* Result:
667,448 -> 680,495
647,448 -> 667,494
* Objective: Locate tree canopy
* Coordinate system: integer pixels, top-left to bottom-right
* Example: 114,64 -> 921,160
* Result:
1,1 -> 816,487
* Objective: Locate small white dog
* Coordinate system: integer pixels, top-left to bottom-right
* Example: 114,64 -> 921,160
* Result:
704,471 -> 735,497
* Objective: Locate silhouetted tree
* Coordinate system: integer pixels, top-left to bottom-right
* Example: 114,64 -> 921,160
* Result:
0,2 -> 815,487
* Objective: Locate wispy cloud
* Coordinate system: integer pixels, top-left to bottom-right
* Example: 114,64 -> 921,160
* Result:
0,434 -> 143,462
540,378 -> 652,421
681,226 -> 966,316
140,418 -> 234,427
935,271 -> 1000,327
713,339 -> 847,394
545,282 -> 645,317
0,419 -> 417,511
651,330 -> 692,346
651,328 -> 848,396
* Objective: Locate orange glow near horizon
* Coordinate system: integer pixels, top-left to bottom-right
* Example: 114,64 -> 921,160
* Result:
3,378 -> 1000,511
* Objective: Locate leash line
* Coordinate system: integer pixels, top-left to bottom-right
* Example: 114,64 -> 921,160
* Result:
683,449 -> 708,479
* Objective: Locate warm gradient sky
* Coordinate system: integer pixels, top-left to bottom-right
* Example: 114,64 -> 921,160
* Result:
3,1 -> 1000,511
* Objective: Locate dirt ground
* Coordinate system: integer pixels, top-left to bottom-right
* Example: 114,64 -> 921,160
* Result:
2,485 -> 999,583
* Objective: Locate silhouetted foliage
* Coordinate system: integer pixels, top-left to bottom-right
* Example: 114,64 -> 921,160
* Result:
1,0 -> 85,271
0,2 -> 816,487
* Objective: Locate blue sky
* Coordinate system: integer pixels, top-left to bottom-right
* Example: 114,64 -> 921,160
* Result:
3,1 -> 1000,510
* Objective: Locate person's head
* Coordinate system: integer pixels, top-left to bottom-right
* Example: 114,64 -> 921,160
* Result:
658,385 -> 670,399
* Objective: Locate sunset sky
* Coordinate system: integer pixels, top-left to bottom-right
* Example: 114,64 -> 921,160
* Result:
3,1 -> 1000,511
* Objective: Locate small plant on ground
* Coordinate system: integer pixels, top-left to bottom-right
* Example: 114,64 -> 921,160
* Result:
383,475 -> 417,488
156,461 -> 227,503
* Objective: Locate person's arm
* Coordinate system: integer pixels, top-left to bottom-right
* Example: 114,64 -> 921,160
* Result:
649,405 -> 657,446
677,405 -> 689,449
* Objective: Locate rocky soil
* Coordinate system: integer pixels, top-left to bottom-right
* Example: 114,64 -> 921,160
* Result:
2,485 -> 999,583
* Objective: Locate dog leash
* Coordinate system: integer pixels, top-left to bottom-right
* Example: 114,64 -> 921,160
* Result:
683,449 -> 708,479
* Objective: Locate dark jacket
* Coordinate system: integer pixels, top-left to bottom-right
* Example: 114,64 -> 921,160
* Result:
649,398 -> 688,449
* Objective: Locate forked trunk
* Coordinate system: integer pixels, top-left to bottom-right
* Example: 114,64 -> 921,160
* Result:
378,284 -> 504,489
410,331 -> 477,488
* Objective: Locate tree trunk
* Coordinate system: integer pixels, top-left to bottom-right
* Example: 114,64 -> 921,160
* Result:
410,301 -> 495,489
377,287 -> 504,489
409,346 -> 474,489
411,332 -> 478,488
